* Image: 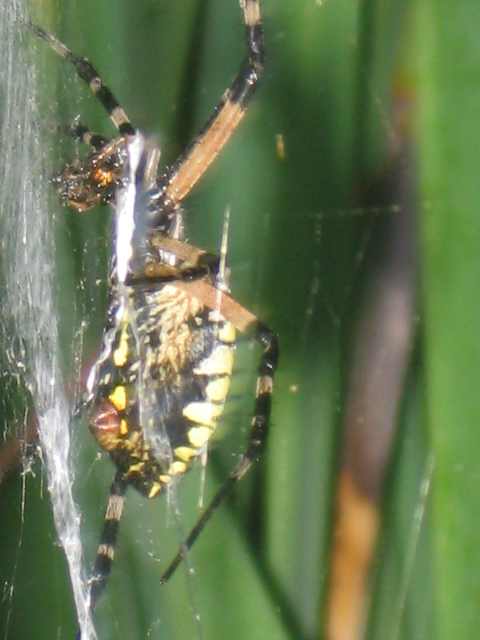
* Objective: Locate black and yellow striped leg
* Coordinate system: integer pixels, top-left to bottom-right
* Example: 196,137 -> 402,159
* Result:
25,22 -> 135,136
89,472 -> 128,611
162,0 -> 265,203
159,319 -> 278,584
59,122 -> 110,152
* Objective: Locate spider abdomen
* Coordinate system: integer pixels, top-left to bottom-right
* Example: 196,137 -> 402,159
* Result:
88,283 -> 236,498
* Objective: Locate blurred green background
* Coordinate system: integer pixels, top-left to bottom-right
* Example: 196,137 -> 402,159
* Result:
1,0 -> 480,639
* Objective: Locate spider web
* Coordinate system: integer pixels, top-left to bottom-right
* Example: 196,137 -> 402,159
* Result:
0,3 -> 95,639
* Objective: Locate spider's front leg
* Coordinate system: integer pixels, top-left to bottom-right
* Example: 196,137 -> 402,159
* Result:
25,21 -> 135,136
161,0 -> 265,204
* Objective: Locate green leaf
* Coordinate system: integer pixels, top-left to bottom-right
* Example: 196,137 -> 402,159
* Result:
418,1 -> 480,637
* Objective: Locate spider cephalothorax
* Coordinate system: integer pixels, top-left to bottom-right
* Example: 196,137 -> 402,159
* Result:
53,152 -> 122,210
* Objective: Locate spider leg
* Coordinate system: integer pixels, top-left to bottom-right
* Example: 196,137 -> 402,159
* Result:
26,22 -> 135,136
59,122 -> 110,152
89,472 -> 128,612
129,236 -> 220,285
162,0 -> 264,204
128,259 -> 220,287
159,313 -> 278,583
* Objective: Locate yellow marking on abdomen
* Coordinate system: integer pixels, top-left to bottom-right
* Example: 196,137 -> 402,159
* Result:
218,321 -> 236,344
148,483 -> 162,499
183,401 -> 224,427
205,376 -> 231,403
174,446 -> 199,462
109,385 -> 127,411
188,426 -> 212,449
168,460 -> 187,476
128,462 -> 145,473
113,325 -> 129,367
193,344 -> 234,377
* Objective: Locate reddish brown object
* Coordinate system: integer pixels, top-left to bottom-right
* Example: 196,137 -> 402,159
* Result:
326,471 -> 380,640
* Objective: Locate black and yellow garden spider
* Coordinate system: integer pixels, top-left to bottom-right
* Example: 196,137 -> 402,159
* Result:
27,0 -> 278,630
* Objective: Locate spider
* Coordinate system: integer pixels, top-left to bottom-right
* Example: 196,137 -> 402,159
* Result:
27,0 -> 278,627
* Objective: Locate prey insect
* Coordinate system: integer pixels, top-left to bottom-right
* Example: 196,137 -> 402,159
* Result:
27,0 -> 278,628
